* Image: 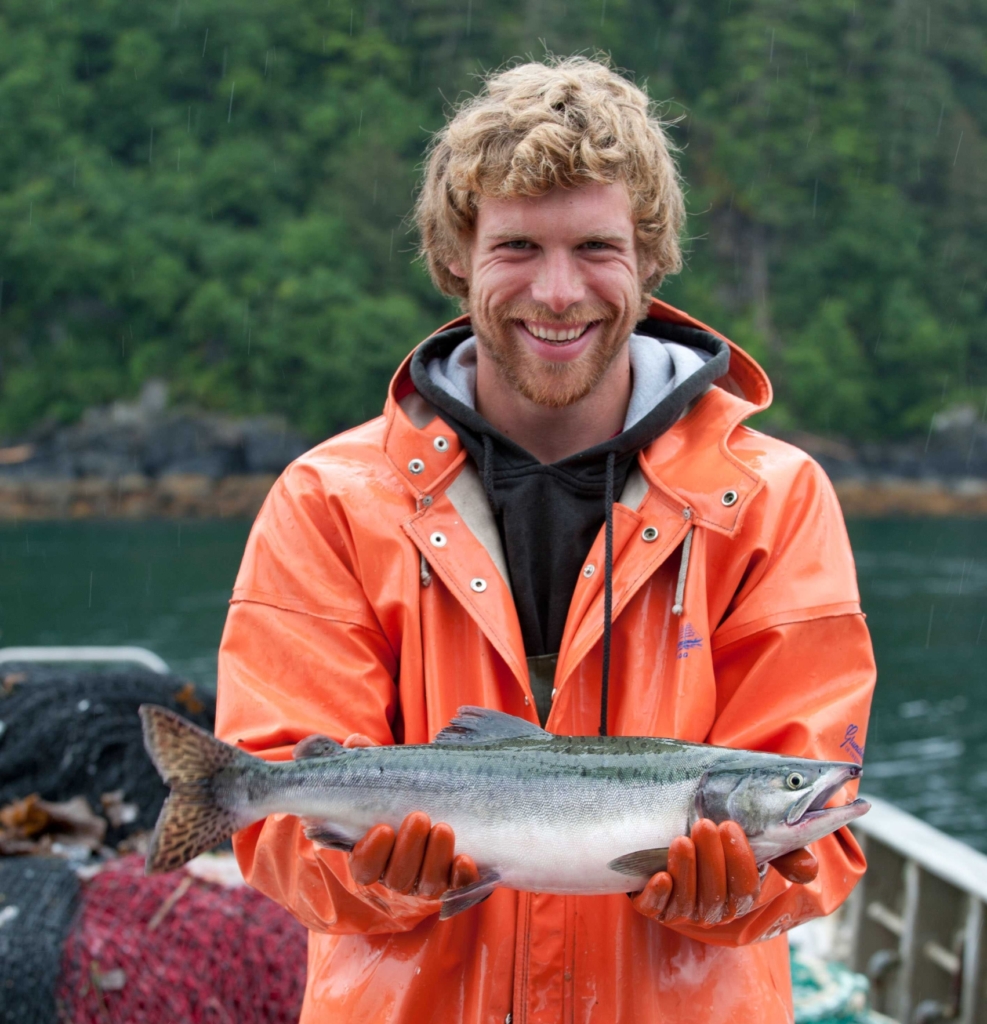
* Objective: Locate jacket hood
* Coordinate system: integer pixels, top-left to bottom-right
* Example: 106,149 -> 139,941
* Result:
388,298 -> 772,415
382,298 -> 774,543
408,319 -> 731,471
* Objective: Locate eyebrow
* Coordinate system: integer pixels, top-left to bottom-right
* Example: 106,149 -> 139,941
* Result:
485,231 -> 631,244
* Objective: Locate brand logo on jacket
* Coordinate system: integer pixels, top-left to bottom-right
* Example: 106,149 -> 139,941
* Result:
840,724 -> 865,763
676,622 -> 704,660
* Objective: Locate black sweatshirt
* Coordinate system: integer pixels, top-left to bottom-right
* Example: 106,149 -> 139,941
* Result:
410,318 -> 729,721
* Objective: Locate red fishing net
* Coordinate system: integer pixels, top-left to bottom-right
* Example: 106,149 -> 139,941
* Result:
56,855 -> 307,1023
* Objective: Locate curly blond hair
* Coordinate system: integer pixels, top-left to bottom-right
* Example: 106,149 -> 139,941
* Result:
415,56 -> 685,302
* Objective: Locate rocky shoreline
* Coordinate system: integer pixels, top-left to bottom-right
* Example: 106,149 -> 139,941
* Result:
0,471 -> 983,520
1,386 -> 985,519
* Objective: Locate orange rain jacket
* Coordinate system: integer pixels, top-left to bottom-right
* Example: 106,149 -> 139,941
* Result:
216,298 -> 875,1024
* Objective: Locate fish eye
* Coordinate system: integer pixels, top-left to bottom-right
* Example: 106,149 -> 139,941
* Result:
787,772 -> 805,790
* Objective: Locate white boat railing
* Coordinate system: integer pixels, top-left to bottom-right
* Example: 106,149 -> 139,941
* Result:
845,794 -> 986,1023
0,645 -> 170,674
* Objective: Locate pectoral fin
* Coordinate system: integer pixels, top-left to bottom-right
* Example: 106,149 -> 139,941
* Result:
607,848 -> 669,877
438,871 -> 502,920
302,819 -> 359,852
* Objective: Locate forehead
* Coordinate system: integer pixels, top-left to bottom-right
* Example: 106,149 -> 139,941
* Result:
473,182 -> 634,241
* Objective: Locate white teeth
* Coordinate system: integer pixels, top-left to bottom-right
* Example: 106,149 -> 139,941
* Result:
524,323 -> 588,342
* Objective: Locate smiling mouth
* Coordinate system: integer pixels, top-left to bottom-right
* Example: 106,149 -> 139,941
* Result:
520,321 -> 598,343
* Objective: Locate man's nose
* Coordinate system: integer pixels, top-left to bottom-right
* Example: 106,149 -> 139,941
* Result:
529,250 -> 586,313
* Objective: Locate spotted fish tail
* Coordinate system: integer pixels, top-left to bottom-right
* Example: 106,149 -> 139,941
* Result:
139,703 -> 253,875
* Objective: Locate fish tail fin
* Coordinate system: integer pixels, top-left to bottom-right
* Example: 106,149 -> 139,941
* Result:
139,703 -> 254,875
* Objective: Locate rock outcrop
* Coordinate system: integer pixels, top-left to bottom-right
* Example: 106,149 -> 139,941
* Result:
0,382 -> 310,519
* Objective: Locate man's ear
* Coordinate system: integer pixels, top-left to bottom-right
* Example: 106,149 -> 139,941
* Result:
448,261 -> 467,279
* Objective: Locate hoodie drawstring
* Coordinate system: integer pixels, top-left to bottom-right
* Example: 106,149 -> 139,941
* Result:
672,527 -> 694,616
417,495 -> 433,587
600,451 -> 616,737
481,434 -> 497,512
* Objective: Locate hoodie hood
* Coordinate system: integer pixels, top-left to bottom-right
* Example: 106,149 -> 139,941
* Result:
410,318 -> 730,472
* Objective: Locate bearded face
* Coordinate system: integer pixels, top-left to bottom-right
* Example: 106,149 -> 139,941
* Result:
468,294 -> 644,409
449,183 -> 652,410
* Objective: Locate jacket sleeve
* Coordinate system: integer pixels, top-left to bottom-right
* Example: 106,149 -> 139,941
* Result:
664,452 -> 876,947
215,462 -> 438,935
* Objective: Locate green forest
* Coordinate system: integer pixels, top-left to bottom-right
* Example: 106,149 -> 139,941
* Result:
0,0 -> 984,442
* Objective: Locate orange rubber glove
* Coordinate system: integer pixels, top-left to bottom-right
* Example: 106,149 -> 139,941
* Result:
342,733 -> 480,898
632,818 -> 819,925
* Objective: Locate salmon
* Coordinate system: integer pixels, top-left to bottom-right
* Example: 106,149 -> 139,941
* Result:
140,704 -> 868,918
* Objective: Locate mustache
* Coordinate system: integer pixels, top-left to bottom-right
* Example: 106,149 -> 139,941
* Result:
494,301 -> 617,326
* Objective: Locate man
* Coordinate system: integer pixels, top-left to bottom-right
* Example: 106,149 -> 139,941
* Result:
217,57 -> 875,1023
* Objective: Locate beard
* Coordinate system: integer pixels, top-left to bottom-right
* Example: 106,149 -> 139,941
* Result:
469,296 -> 643,409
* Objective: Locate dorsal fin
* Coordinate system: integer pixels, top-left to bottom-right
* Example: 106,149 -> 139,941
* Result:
434,706 -> 548,746
293,734 -> 345,760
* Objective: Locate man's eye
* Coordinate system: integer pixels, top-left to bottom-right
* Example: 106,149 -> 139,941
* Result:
583,241 -> 611,251
503,240 -> 531,250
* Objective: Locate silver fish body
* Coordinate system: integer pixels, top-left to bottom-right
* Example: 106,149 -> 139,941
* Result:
140,704 -> 868,916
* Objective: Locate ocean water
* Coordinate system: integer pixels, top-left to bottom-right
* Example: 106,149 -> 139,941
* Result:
0,520 -> 251,685
0,517 -> 984,849
847,519 -> 987,851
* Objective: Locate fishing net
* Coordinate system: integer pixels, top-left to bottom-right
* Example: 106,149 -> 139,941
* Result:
790,948 -> 893,1024
0,857 -> 81,1024
0,668 -> 215,846
57,854 -> 307,1023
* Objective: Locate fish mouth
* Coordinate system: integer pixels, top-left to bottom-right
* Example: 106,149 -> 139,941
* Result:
786,764 -> 863,827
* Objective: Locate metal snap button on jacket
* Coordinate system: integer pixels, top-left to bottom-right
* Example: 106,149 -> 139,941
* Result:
433,436 -> 449,452
582,564 -> 596,578
408,458 -> 425,474
721,489 -> 739,506
429,532 -> 447,547
641,526 -> 659,542
470,578 -> 487,592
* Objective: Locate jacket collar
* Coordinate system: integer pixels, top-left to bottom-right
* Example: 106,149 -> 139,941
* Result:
381,298 -> 772,536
